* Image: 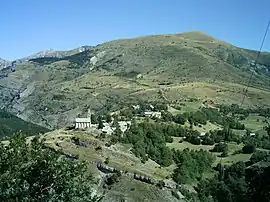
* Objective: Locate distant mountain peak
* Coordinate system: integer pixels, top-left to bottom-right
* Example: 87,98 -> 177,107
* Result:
0,58 -> 10,70
37,49 -> 56,54
175,30 -> 230,46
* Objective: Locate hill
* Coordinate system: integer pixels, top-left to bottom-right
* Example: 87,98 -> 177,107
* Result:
0,31 -> 270,129
0,110 -> 50,140
1,100 -> 270,201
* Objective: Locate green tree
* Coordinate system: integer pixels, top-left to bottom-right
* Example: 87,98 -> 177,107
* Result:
105,114 -> 112,123
123,120 -> 173,166
246,157 -> 270,202
120,109 -> 133,119
221,146 -> 229,157
173,114 -> 186,125
250,150 -> 269,164
91,114 -> 98,124
114,122 -> 121,133
0,110 -> 49,140
97,116 -> 104,129
242,144 -> 256,154
172,149 -> 216,184
111,122 -> 122,144
211,142 -> 228,153
197,162 -> 248,202
265,125 -> 270,137
0,132 -> 99,202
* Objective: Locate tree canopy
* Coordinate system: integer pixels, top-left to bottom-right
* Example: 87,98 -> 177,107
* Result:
0,110 -> 49,140
0,133 -> 99,202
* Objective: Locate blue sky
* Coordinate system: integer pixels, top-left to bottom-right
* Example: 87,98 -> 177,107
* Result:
1,0 -> 270,60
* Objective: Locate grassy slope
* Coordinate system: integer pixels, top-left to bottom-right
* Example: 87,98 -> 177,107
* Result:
167,138 -> 251,166
102,176 -> 181,202
1,31 -> 270,129
240,115 -> 269,131
1,130 -> 179,202
42,129 -> 181,201
44,130 -> 173,180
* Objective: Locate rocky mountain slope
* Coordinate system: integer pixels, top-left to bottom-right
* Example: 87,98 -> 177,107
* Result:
18,45 -> 92,62
0,58 -> 10,70
1,31 -> 270,129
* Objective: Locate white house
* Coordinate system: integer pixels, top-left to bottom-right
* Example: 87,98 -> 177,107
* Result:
75,109 -> 91,129
132,105 -> 140,110
144,111 -> 162,119
75,118 -> 91,129
101,121 -> 131,135
102,123 -> 114,134
200,132 -> 206,137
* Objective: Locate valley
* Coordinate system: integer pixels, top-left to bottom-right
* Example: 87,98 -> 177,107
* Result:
1,31 -> 270,202
5,98 -> 268,201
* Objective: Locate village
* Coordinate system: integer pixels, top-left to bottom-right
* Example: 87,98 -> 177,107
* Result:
74,103 -> 259,144
66,101 -> 269,195
74,105 -> 162,135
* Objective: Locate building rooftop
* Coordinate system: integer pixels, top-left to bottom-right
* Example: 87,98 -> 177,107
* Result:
75,118 -> 91,123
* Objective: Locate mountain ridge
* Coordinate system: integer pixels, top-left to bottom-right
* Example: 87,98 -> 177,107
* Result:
1,31 -> 270,129
1,31 -> 269,62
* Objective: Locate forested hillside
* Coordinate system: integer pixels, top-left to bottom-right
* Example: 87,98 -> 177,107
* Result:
0,110 -> 50,140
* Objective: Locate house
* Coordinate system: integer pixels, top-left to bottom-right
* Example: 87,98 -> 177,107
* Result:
132,105 -> 140,110
200,132 -> 206,137
102,123 -> 114,134
101,121 -> 131,135
250,133 -> 256,136
118,121 -> 131,132
75,118 -> 91,129
136,74 -> 143,79
75,109 -> 91,129
144,111 -> 162,119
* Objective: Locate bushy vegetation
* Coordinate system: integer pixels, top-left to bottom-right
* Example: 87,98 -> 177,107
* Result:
172,148 -> 216,184
29,57 -> 61,64
29,50 -> 91,69
0,110 -> 50,140
219,103 -> 270,119
242,144 -> 256,154
199,107 -> 245,130
120,120 -> 174,166
107,101 -> 270,201
211,142 -> 228,153
197,161 -> 248,202
249,150 -> 269,164
184,127 -> 241,147
196,157 -> 270,202
242,134 -> 270,150
0,133 -> 99,202
162,107 -> 245,130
